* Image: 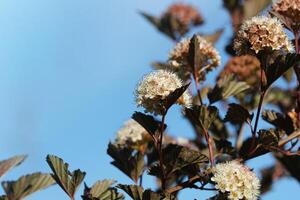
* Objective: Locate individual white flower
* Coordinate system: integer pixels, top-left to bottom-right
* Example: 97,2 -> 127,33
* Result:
234,16 -> 294,55
211,161 -> 260,200
115,119 -> 148,148
135,70 -> 192,115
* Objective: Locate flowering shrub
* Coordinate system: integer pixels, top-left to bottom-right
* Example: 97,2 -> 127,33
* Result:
1,1 -> 300,200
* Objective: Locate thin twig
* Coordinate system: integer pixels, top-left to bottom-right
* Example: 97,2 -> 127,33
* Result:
279,131 -> 300,147
157,111 -> 167,191
166,175 -> 203,194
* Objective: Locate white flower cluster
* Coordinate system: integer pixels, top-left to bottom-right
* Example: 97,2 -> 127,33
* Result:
169,36 -> 221,81
234,16 -> 293,55
135,70 -> 192,115
115,119 -> 147,148
211,161 -> 260,200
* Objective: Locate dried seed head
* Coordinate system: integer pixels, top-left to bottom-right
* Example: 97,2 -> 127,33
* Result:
135,70 -> 192,115
163,3 -> 203,27
272,0 -> 300,31
219,55 -> 261,87
234,16 -> 293,55
211,161 -> 260,200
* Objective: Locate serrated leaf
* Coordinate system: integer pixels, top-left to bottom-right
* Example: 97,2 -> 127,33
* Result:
258,129 -> 281,147
2,172 -> 55,200
117,184 -> 144,200
264,53 -> 300,90
224,103 -> 253,124
0,155 -> 27,178
82,180 -> 124,200
149,144 -> 208,177
185,105 -> 218,135
243,0 -> 272,19
262,110 -> 295,135
107,144 -> 144,184
208,75 -> 250,104
46,155 -> 86,199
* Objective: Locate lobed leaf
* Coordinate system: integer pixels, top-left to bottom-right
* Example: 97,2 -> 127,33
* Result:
117,184 -> 144,200
224,103 -> 253,124
2,172 -> 55,200
107,144 -> 144,184
46,155 -> 86,199
208,75 -> 250,104
82,180 -> 124,200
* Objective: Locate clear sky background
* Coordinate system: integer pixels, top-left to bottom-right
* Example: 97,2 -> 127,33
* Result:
0,0 -> 299,199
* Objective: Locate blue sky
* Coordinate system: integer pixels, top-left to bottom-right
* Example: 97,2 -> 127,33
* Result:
0,0 -> 299,199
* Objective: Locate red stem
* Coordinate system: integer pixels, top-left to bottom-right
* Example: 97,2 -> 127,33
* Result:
192,68 -> 203,105
158,112 -> 167,191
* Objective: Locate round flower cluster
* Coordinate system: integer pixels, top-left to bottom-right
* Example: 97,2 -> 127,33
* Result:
168,35 -> 221,81
272,0 -> 300,31
211,161 -> 260,200
135,70 -> 192,115
218,55 -> 261,87
234,16 -> 293,55
115,119 -> 149,148
163,3 -> 203,28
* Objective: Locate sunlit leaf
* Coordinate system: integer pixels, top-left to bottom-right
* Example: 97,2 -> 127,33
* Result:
2,172 -> 55,200
117,184 -> 144,200
82,180 -> 124,200
243,0 -> 272,19
0,155 -> 27,179
46,155 -> 86,199
208,75 -> 250,104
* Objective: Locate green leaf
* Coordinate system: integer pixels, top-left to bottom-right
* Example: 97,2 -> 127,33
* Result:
224,103 -> 253,124
82,180 -> 124,200
117,184 -> 144,200
262,110 -> 295,135
243,0 -> 272,19
107,144 -> 144,184
208,74 -> 250,104
2,172 -> 55,200
264,53 -> 300,89
0,155 -> 27,178
185,105 -> 218,134
46,155 -> 86,199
